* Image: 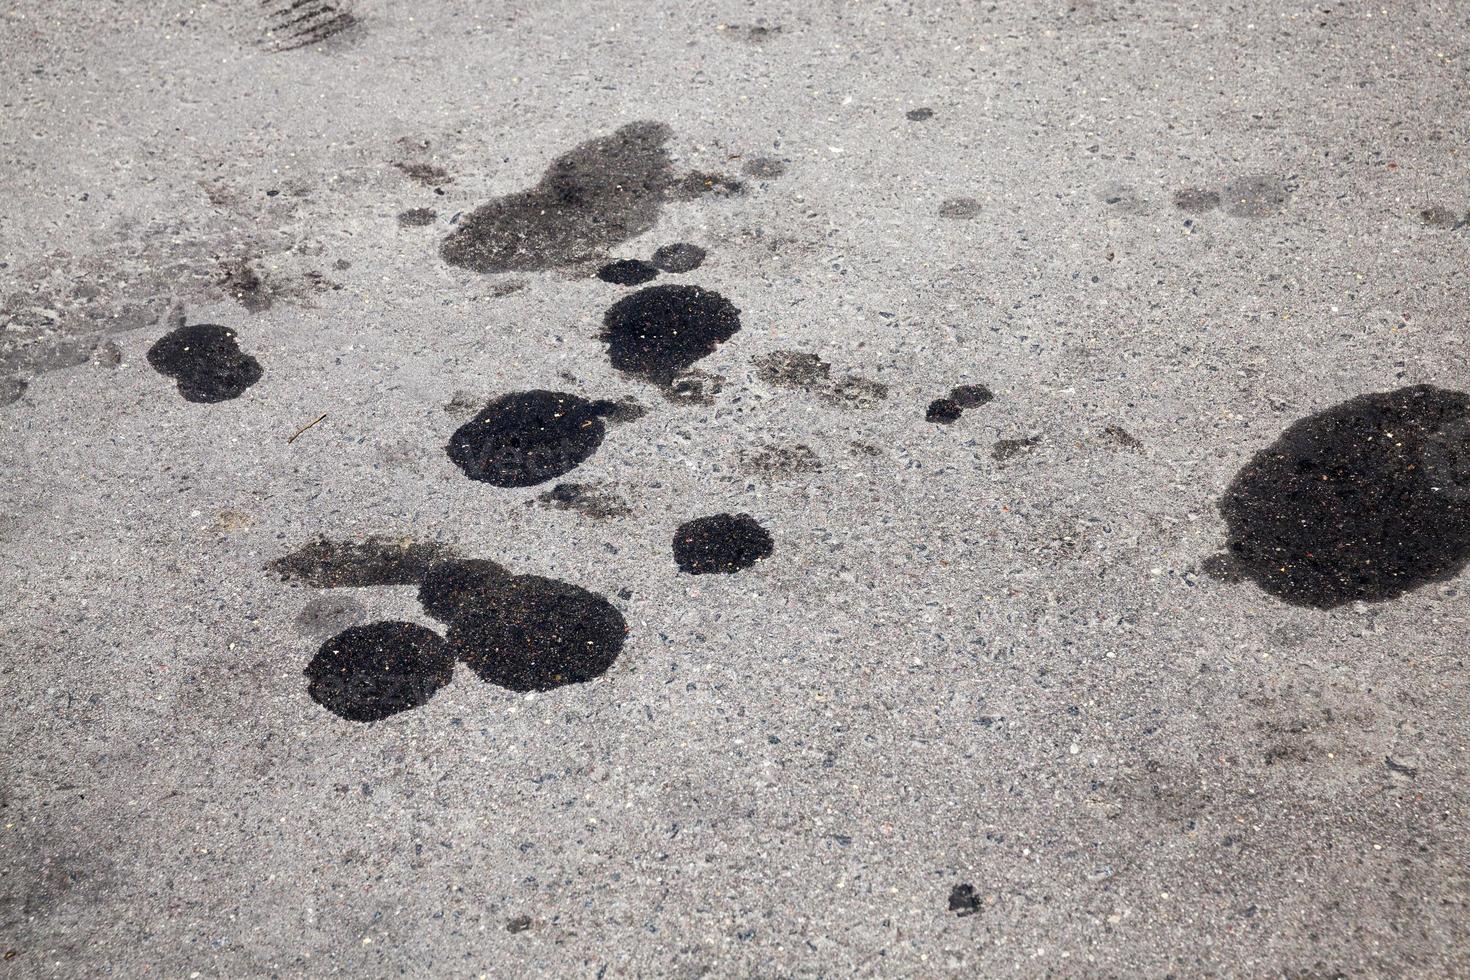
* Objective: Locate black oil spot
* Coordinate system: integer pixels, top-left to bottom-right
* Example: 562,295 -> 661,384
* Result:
927,399 -> 962,423
596,259 -> 659,286
673,513 -> 774,575
146,323 -> 263,403
741,157 -> 787,179
938,197 -> 981,219
535,482 -> 633,519
1173,187 -> 1221,213
1222,175 -> 1293,218
1218,384 -> 1470,608
651,243 -> 707,273
906,107 -> 935,121
1101,424 -> 1143,450
394,161 -> 452,187
447,575 -> 627,691
1417,205 -> 1465,230
948,883 -> 982,917
928,384 -> 993,423
441,122 -> 673,273
294,594 -> 368,638
217,258 -> 272,312
446,390 -> 619,488
397,207 -> 437,227
992,436 -> 1041,462
305,622 -> 453,722
601,285 -> 742,385
418,558 -> 510,623
269,536 -> 460,588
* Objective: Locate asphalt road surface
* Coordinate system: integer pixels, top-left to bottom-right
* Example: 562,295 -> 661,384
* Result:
2,1 -> 1468,976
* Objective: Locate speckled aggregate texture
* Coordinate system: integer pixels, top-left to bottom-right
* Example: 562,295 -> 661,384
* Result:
2,1 -> 1468,976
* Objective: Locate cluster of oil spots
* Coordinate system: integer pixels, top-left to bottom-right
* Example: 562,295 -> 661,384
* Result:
124,122 -> 1470,724
596,243 -> 707,286
270,538 -> 628,720
1098,175 -> 1296,218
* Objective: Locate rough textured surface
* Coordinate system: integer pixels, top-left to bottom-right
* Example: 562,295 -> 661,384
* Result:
3,0 -> 1470,976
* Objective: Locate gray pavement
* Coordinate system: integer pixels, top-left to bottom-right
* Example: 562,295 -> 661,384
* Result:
2,0 -> 1468,976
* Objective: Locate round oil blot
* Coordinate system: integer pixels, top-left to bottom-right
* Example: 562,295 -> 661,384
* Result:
147,323 -> 263,403
950,384 -> 993,409
650,243 -> 706,273
418,558 -> 510,623
596,259 -> 659,286
446,575 -> 627,692
601,284 -> 742,384
1219,384 -> 1470,608
305,622 -> 453,722
446,390 -> 615,487
672,513 -> 774,574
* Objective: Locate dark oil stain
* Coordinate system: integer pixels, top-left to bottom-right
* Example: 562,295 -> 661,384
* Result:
938,197 -> 981,219
506,916 -> 533,934
601,284 -> 742,386
305,622 -> 453,722
741,157 -> 787,179
651,243 -> 707,273
754,350 -> 888,409
442,121 -> 673,273
740,443 -> 823,477
294,594 -> 368,638
1417,205 -> 1466,230
397,207 -> 437,227
446,574 -> 628,691
1173,187 -> 1221,213
446,390 -> 623,487
906,107 -> 935,121
394,161 -> 452,186
418,558 -> 510,623
218,258 -> 273,312
1101,424 -> 1143,450
927,384 -> 993,423
1221,175 -> 1294,218
669,171 -> 746,200
534,481 -> 633,519
269,535 -> 461,587
673,513 -> 774,574
948,883 -> 981,917
261,0 -> 361,53
596,259 -> 659,286
992,436 -> 1041,461
1217,384 -> 1470,608
146,323 -> 263,403
662,369 -> 725,406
